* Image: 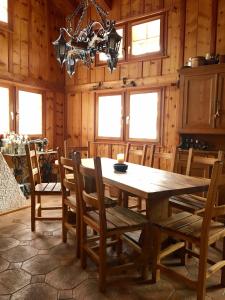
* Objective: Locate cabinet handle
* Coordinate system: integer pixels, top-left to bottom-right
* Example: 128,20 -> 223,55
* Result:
214,99 -> 221,119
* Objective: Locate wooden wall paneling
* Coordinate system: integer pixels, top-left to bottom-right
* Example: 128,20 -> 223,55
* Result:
67,92 -> 82,146
120,62 -> 142,80
54,92 -> 65,148
90,66 -> 105,83
162,86 -> 179,148
184,0 -> 198,63
120,0 -> 131,19
144,0 -> 164,13
216,0 -> 225,54
196,0 -> 212,56
0,30 -> 9,72
45,91 -> 54,148
104,66 -> 120,82
130,0 -> 144,16
81,92 -> 95,147
162,0 -> 181,75
143,59 -> 162,77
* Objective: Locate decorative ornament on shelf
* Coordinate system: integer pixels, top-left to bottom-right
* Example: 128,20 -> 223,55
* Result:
53,0 -> 122,76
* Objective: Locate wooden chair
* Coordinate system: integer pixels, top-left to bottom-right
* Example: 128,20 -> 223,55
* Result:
74,152 -> 150,292
153,146 -> 177,172
169,148 -> 224,215
57,150 -> 81,258
25,144 -> 62,232
152,160 -> 225,300
123,143 -> 155,211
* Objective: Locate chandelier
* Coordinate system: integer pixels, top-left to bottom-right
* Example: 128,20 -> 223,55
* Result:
53,0 -> 122,77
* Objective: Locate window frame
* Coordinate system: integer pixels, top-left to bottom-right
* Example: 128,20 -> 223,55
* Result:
95,88 -> 163,144
16,87 -> 45,138
125,88 -> 162,143
95,24 -> 126,66
0,84 -> 13,134
128,14 -> 166,61
95,91 -> 125,141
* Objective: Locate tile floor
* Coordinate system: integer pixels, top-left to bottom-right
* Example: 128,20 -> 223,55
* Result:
0,196 -> 225,300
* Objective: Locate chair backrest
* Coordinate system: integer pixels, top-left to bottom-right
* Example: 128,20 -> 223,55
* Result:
201,161 -> 225,245
154,147 -> 177,172
74,152 -> 107,233
185,148 -> 224,177
57,148 -> 76,196
25,143 -> 41,191
64,139 -> 89,158
125,143 -> 153,166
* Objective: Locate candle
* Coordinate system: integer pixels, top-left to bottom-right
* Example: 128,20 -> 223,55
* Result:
117,153 -> 125,164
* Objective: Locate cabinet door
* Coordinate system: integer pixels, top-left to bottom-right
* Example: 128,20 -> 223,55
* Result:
181,74 -> 217,130
216,73 -> 225,129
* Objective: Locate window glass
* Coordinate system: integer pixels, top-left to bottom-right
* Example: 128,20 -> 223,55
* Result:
97,95 -> 122,138
99,28 -> 124,61
0,87 -> 9,133
132,19 -> 160,56
0,0 -> 8,23
129,92 -> 158,140
18,91 -> 42,135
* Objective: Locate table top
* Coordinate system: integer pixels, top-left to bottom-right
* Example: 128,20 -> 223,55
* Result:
82,158 -> 210,200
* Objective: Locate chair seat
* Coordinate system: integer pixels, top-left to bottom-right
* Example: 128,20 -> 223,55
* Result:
35,182 -> 61,194
169,194 -> 206,214
86,206 -> 148,235
154,212 -> 225,245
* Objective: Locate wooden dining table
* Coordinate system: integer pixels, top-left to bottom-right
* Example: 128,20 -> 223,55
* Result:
82,157 -> 210,258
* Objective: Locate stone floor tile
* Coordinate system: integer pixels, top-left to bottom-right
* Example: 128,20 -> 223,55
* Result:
0,237 -> 19,252
12,229 -> 36,241
11,283 -> 57,300
0,257 -> 9,273
8,262 -> 22,269
31,274 -> 46,283
0,223 -> 27,236
46,260 -> 88,290
36,221 -> 61,232
38,249 -> 49,255
0,296 -> 10,300
22,254 -> 61,275
49,242 -> 76,263
30,235 -> 61,250
2,245 -> 38,263
58,289 -> 73,299
0,269 -> 31,294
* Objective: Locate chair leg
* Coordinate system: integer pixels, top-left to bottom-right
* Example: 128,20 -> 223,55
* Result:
221,237 -> 225,286
62,202 -> 67,243
152,227 -> 161,283
37,195 -> 41,217
81,221 -> 87,269
197,246 -> 208,300
99,236 -> 107,292
76,210 -> 80,259
31,194 -> 36,232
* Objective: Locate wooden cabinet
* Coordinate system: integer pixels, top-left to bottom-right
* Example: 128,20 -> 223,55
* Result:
179,65 -> 225,134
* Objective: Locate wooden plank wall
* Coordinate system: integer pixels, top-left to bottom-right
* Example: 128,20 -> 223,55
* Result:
64,0 -> 225,162
0,0 -> 65,149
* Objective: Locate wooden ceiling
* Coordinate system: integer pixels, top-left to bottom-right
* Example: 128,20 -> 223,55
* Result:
52,0 -> 112,16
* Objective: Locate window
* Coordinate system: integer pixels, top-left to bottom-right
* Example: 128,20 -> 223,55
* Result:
127,91 -> 160,141
96,94 -> 123,139
131,19 -> 161,56
0,87 -> 10,133
18,90 -> 43,135
97,27 -> 125,64
96,12 -> 166,66
96,89 -> 161,142
0,0 -> 8,23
